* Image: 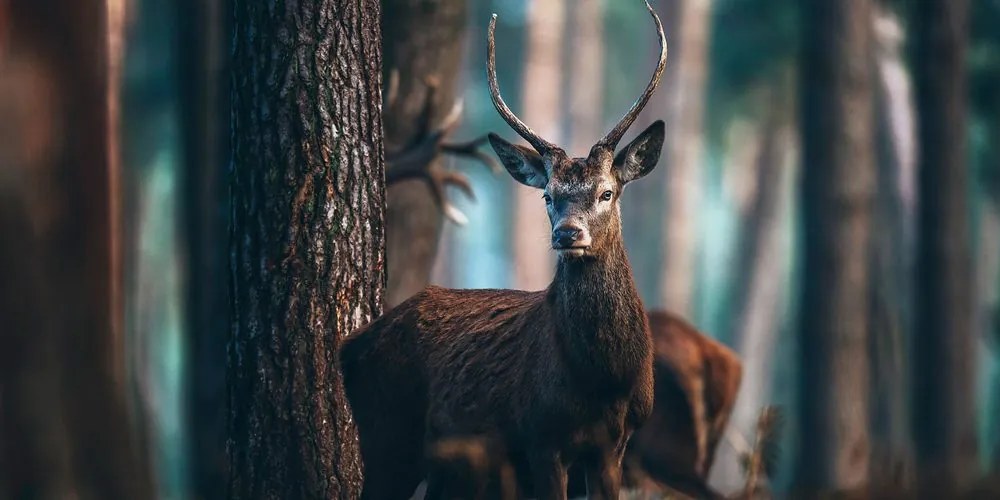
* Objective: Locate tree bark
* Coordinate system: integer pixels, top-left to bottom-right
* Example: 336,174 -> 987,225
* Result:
911,0 -> 977,491
512,0 -> 565,291
566,0 -> 604,155
382,0 -> 467,308
711,92 -> 795,494
657,0 -> 711,315
868,4 -> 916,488
796,0 -> 875,492
177,0 -> 230,497
228,1 -> 384,498
0,1 -> 151,498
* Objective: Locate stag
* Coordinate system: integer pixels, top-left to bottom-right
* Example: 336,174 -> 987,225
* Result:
341,2 -> 667,498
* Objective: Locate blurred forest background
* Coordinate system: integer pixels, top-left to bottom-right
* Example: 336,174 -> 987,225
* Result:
2,0 -> 1000,498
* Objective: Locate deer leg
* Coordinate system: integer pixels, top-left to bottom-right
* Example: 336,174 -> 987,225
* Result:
529,450 -> 568,500
582,450 -> 623,500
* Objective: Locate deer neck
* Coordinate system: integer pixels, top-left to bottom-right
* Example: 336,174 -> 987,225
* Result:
547,232 -> 650,392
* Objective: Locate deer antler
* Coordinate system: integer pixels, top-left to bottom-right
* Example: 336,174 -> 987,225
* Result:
595,0 -> 668,152
487,14 -> 562,156
385,79 -> 500,225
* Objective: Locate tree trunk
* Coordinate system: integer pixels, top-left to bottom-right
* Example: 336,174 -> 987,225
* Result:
711,92 -> 795,494
868,4 -> 916,488
911,0 -> 977,491
566,0 -> 604,154
796,0 -> 875,492
0,1 -> 151,498
512,0 -> 565,291
658,0 -> 712,315
177,0 -> 230,497
382,0 -> 467,308
228,1 -> 384,498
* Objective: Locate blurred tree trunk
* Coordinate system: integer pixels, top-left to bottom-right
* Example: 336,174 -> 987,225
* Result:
228,0 -> 384,497
512,0 -> 565,291
658,0 -> 711,315
566,0 -> 604,154
382,0 -> 467,308
796,0 -> 874,493
868,4 -> 916,488
0,1 -> 151,498
177,0 -> 230,497
711,87 -> 795,494
911,0 -> 977,491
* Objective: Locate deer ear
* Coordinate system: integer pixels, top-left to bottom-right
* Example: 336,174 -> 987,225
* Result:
613,120 -> 664,184
488,133 -> 548,189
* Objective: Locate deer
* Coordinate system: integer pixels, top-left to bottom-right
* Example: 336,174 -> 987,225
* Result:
340,1 -> 667,498
623,311 -> 743,499
411,311 -> 744,500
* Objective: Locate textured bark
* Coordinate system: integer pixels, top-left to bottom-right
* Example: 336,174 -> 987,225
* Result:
228,1 -> 384,498
0,1 -> 151,498
512,0 -> 565,291
382,0 -> 467,308
657,0 -> 712,315
178,0 -> 230,497
796,0 -> 875,491
869,5 -> 916,488
911,0 -> 977,491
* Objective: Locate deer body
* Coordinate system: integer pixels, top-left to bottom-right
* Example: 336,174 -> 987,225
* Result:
342,2 -> 668,498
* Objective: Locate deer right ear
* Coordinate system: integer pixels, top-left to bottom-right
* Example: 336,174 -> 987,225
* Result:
613,120 -> 665,184
488,133 -> 548,189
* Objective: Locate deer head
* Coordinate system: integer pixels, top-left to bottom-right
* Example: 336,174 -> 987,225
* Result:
487,0 -> 667,260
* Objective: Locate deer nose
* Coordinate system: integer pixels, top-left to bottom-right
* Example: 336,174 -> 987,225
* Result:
552,225 -> 585,248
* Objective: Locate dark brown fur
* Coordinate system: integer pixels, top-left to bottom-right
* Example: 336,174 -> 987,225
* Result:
341,233 -> 654,499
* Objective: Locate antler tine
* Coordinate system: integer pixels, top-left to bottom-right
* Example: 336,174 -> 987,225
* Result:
487,14 -> 560,155
596,0 -> 668,152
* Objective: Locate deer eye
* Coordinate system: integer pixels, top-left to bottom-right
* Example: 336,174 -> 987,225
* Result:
600,190 -> 613,202
542,194 -> 552,205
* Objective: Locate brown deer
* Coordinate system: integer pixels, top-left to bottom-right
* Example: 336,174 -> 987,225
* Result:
623,311 -> 742,499
411,312 -> 743,500
340,1 -> 667,498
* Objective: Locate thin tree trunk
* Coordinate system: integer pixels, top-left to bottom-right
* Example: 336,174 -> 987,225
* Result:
228,1 -> 384,498
0,1 -> 151,498
911,0 -> 977,491
796,0 -> 875,492
177,0 -> 230,497
868,4 -> 916,488
382,0 -> 467,308
658,0 -> 711,315
710,94 -> 795,494
566,0 -> 604,154
512,0 -> 565,291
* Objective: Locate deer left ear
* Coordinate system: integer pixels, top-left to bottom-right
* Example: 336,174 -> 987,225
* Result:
613,120 -> 664,184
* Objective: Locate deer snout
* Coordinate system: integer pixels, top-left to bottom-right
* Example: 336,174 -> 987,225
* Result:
552,224 -> 591,249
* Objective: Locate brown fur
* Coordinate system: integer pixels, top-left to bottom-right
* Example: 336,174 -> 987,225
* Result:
341,236 -> 654,499
624,311 -> 743,499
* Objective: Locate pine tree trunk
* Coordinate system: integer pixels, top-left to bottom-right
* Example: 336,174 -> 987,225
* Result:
382,0 -> 467,308
911,0 -> 977,491
178,0 -> 230,497
567,0 -> 604,154
796,0 -> 875,492
868,5 -> 916,488
658,0 -> 711,315
711,94 -> 795,494
0,1 -> 151,498
512,0 -> 565,291
228,1 -> 385,498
